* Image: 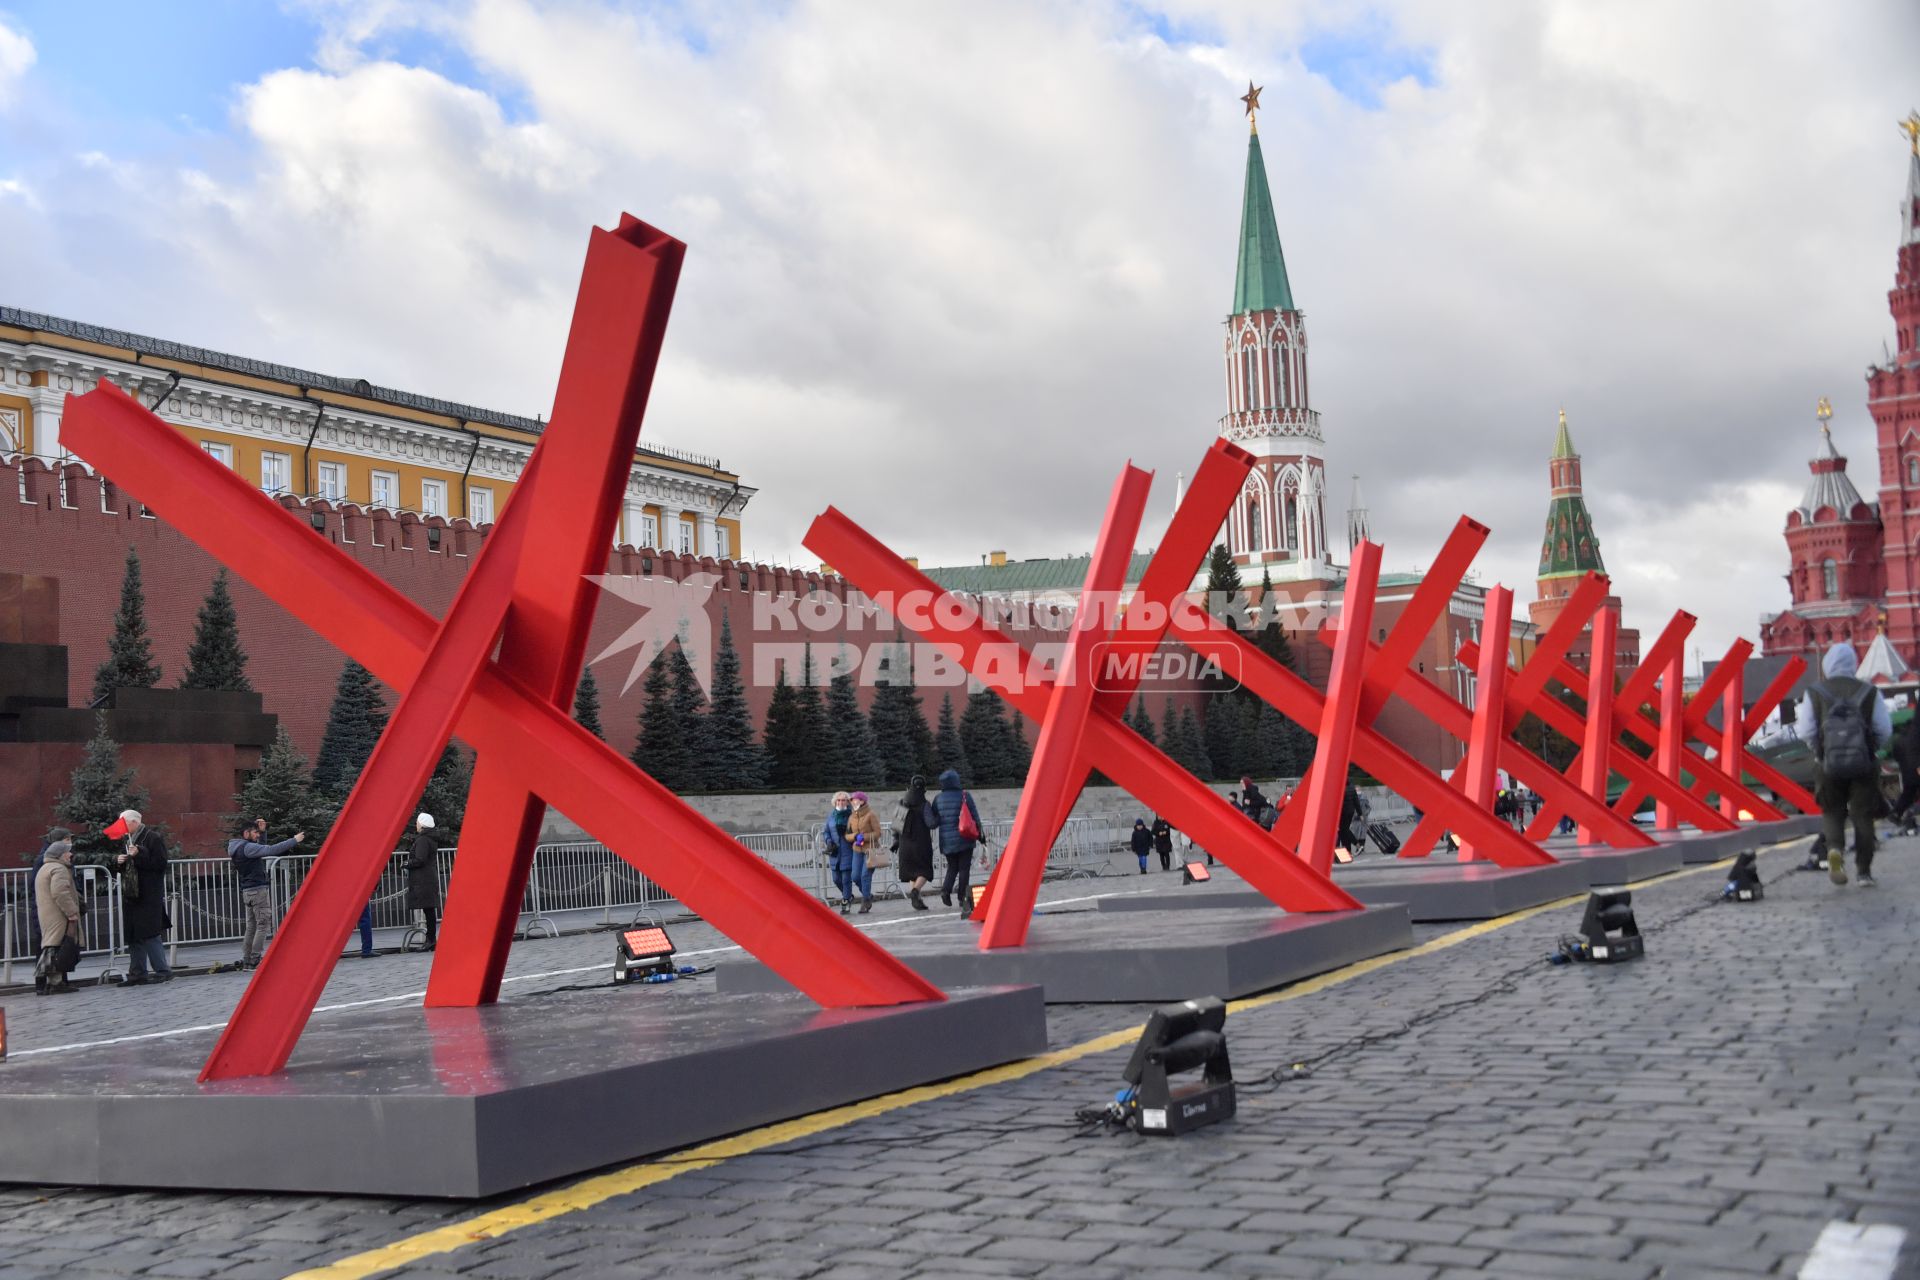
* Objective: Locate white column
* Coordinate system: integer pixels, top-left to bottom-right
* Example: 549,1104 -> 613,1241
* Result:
30,389 -> 63,460
697,510 -> 719,558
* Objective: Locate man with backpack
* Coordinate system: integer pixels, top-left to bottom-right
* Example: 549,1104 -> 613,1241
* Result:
1795,641 -> 1892,886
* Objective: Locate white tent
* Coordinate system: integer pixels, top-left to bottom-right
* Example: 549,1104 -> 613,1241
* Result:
1857,632 -> 1913,687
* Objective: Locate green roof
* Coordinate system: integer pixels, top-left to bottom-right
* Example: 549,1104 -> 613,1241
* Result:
1232,131 -> 1295,314
1538,494 -> 1605,580
1552,411 -> 1576,460
922,552 -> 1156,595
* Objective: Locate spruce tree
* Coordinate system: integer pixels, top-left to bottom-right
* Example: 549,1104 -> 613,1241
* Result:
416,742 -> 473,842
1001,700 -> 1032,780
572,665 -> 605,741
701,613 -> 768,789
1204,696 -> 1244,779
788,644 -> 830,788
960,688 -> 1012,785
313,660 -> 388,801
667,640 -> 711,789
180,569 -> 252,693
56,712 -> 151,864
1203,544 -> 1245,625
761,664 -> 810,790
1177,703 -> 1215,778
632,642 -> 696,792
1128,697 -> 1158,746
866,645 -> 932,787
234,726 -> 329,842
935,692 -> 971,782
823,671 -> 883,787
1253,702 -> 1290,778
92,546 -> 161,702
1160,697 -> 1180,759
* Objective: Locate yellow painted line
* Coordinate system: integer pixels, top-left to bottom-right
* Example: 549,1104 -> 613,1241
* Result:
287,848 -> 1779,1280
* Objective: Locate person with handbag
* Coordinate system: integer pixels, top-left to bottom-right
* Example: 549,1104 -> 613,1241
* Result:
821,791 -> 857,914
927,769 -> 985,917
108,809 -> 172,985
847,792 -> 884,915
34,828 -> 82,996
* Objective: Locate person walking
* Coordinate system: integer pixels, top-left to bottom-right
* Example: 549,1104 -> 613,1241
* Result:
110,809 -> 172,985
1796,641 -> 1892,886
928,769 -> 984,917
894,775 -> 936,911
1130,818 -> 1153,873
33,829 -> 82,996
228,818 -> 304,969
406,814 -> 441,949
1151,816 -> 1175,871
1240,778 -> 1268,821
1888,699 -> 1920,827
822,791 -> 856,914
848,792 -> 883,914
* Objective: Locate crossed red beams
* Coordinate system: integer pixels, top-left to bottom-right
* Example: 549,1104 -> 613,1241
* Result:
61,218 -> 941,1082
805,442 -> 1599,949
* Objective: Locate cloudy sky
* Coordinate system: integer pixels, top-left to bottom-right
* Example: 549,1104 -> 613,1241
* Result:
2,0 -> 1915,672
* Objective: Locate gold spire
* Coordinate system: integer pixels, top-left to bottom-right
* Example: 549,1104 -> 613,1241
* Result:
1903,111 -> 1920,157
1558,407 -> 1567,430
1817,396 -> 1834,447
1241,81 -> 1262,133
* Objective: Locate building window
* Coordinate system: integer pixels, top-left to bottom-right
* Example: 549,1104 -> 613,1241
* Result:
1247,498 -> 1262,552
641,514 -> 658,548
468,486 -> 493,524
316,461 -> 346,502
716,525 -> 731,559
371,470 -> 398,510
1908,457 -> 1918,486
421,479 -> 447,517
201,441 -> 233,469
1282,479 -> 1299,552
260,451 -> 291,496
677,518 -> 695,554
1822,559 -> 1838,598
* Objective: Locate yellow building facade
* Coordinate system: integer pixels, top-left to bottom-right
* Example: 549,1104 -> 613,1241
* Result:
0,307 -> 751,556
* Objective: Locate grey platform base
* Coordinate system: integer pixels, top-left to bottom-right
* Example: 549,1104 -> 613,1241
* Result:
1649,816 -> 1823,864
0,984 -> 1047,1199
1537,839 -> 1684,885
716,905 -> 1413,1003
1098,859 -> 1589,922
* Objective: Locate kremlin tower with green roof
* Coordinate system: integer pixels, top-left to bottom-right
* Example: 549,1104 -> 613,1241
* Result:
1217,82 -> 1331,583
1529,410 -> 1640,676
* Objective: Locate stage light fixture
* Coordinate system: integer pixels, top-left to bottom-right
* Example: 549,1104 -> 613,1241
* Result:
970,885 -> 988,914
614,924 -> 677,981
1182,861 -> 1212,884
1576,889 -> 1643,963
1724,852 -> 1763,902
1120,997 -> 1235,1135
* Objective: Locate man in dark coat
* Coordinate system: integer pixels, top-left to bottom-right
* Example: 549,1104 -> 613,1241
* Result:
406,813 -> 441,950
1151,817 -> 1175,871
111,809 -> 172,985
927,769 -> 984,916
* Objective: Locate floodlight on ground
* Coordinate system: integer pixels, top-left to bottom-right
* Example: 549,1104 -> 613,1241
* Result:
1723,852 -> 1763,902
614,925 -> 676,982
1574,889 -> 1644,963
1182,861 -> 1212,884
1119,997 -> 1235,1135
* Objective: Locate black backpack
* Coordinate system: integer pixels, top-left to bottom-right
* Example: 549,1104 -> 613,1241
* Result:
1811,676 -> 1877,781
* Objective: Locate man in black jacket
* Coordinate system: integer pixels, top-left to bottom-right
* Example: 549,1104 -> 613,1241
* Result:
112,809 -> 173,985
229,818 -> 304,969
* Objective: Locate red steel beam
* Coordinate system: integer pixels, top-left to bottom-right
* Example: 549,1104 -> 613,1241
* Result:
1455,585 -> 1514,862
431,217 -> 686,1008
805,508 -> 1363,912
1296,540 -> 1382,876
62,381 -> 945,1082
978,465 -> 1151,948
1577,605 -> 1619,845
1653,648 -> 1686,830
1720,661 -> 1746,821
1167,601 -> 1556,867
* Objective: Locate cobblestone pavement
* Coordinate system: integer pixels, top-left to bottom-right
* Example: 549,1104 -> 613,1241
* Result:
1,835 -> 1915,1280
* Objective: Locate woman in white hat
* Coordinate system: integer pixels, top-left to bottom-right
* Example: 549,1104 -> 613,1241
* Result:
405,813 -> 440,950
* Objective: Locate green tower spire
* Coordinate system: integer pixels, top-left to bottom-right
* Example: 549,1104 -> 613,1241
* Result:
1232,121 -> 1295,315
1538,410 -> 1606,581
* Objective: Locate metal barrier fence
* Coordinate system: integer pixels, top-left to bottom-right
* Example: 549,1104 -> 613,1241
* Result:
0,812 -> 1141,981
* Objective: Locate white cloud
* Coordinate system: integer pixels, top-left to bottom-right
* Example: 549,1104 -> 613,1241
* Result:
5,0 -> 1918,669
0,16 -> 35,106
